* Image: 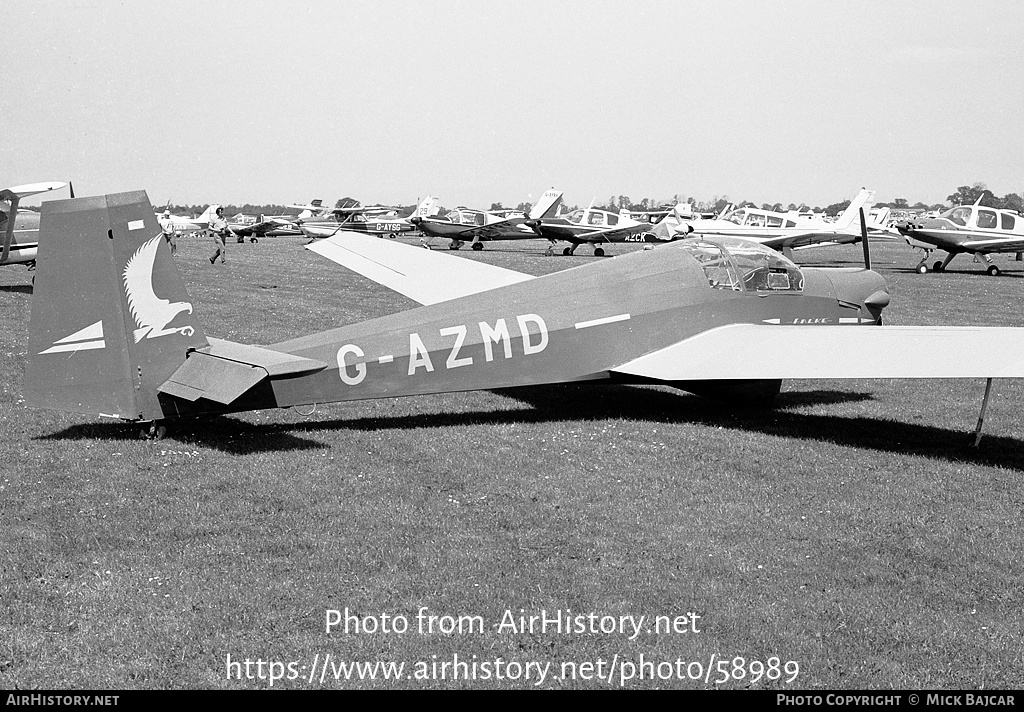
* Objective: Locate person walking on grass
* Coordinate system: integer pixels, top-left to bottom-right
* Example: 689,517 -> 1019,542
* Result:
209,206 -> 229,264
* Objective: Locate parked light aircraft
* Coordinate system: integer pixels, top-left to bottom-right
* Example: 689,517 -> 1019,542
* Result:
526,200 -> 673,256
24,190 -> 1024,446
896,200 -> 1024,275
299,197 -> 440,240
1,182 -> 68,267
413,190 -> 563,251
228,200 -> 326,241
671,190 -> 883,257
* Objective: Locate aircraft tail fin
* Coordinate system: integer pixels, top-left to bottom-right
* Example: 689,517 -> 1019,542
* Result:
25,191 -> 208,421
833,189 -> 876,231
196,204 -> 220,224
412,195 -> 441,219
529,189 -> 563,220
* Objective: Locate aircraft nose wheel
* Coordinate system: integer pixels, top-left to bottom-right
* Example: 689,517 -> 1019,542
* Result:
916,263 -> 929,274
987,265 -> 1001,276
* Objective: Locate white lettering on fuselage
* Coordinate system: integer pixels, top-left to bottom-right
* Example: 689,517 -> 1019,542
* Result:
335,314 -> 548,386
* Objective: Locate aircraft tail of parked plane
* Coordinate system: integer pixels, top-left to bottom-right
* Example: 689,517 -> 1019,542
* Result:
27,192 -> 209,419
831,189 -> 876,232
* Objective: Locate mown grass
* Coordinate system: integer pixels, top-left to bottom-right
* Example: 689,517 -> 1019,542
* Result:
1,234 -> 1022,689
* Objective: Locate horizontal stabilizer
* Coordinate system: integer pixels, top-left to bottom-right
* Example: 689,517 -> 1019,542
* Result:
159,353 -> 266,404
307,231 -> 534,305
204,338 -> 328,376
159,340 -> 328,404
611,324 -> 1024,381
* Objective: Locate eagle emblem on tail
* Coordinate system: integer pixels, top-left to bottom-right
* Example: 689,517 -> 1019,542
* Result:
123,234 -> 194,343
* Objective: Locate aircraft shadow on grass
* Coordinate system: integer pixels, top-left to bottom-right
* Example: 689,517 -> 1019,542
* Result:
0,284 -> 32,295
41,383 -> 1021,469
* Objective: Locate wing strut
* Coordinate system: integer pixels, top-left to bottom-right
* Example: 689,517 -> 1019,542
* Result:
971,377 -> 994,448
1,192 -> 18,264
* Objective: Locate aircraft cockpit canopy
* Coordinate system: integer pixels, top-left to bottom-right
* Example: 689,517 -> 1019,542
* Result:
723,208 -> 791,228
564,209 -> 619,227
448,208 -> 487,226
677,237 -> 804,293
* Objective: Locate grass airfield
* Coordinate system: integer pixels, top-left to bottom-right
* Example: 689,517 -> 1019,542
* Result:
2,232 -> 1023,689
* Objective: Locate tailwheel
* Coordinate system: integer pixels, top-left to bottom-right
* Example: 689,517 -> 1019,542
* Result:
916,263 -> 929,274
987,264 -> 1001,276
471,242 -> 483,251
594,247 -> 605,257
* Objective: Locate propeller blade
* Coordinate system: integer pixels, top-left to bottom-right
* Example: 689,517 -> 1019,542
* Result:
859,207 -> 871,271
69,181 -> 75,199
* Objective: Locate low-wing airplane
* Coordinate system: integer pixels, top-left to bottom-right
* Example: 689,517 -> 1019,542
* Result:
896,200 -> 1024,275
413,190 -> 564,251
526,199 -> 674,256
299,197 -> 440,240
0,181 -> 68,268
24,190 -> 1024,447
227,200 -> 326,241
157,204 -> 220,234
671,189 -> 885,257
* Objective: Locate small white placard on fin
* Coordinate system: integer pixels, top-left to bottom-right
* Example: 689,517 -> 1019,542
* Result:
128,220 -> 146,231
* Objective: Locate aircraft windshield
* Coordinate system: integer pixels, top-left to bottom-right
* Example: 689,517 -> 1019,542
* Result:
677,238 -> 804,292
940,207 -> 972,226
724,209 -> 746,225
564,210 -> 584,225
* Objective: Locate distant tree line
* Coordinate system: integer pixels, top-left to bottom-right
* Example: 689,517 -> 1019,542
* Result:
166,182 -> 1024,219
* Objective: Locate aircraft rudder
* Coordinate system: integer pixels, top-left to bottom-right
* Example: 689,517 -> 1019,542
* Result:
26,191 -> 208,422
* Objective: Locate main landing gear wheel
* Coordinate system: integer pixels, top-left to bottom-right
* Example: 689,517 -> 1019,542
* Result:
987,264 -> 1001,276
250,237 -> 258,243
562,247 -> 572,256
933,261 -> 944,273
916,263 -> 929,274
471,242 -> 483,251
139,421 -> 168,440
388,233 -> 398,239
594,247 -> 605,257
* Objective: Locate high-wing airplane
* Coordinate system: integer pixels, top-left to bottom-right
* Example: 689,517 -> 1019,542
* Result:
24,190 -> 1024,447
526,199 -> 675,256
669,190 -> 884,257
413,190 -> 563,251
227,200 -> 326,241
896,200 -> 1024,275
0,181 -> 68,268
299,197 -> 440,240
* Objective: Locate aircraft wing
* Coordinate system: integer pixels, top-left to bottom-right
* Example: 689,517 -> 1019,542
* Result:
610,324 -> 1024,381
963,236 -> 1024,253
574,224 -> 656,243
454,218 -> 535,240
1,182 -> 67,202
307,231 -> 534,305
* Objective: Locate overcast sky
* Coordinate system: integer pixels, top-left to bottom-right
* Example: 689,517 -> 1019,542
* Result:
4,0 -> 1022,209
